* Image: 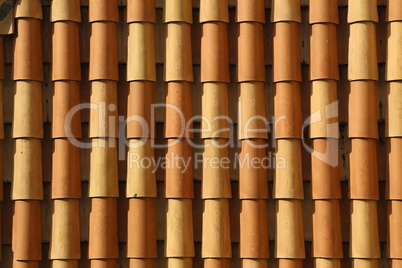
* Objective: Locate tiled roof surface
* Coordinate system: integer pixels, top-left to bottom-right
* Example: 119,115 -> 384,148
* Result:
0,0 -> 399,267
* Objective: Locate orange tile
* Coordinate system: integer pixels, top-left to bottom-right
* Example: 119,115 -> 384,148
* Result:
277,259 -> 304,268
52,81 -> 82,138
312,200 -> 343,258
273,22 -> 301,82
127,198 -> 157,258
165,139 -> 194,198
310,24 -> 339,81
347,0 -> 379,23
309,0 -> 339,24
127,0 -> 156,23
14,0 -> 42,19
271,0 -> 301,23
89,22 -> 118,81
238,23 -> 265,82
237,0 -> 265,23
13,19 -> 43,81
387,138 -> 402,200
201,22 -> 230,83
311,139 -> 341,200
204,259 -> 231,267
12,260 -> 40,268
387,0 -> 402,22
240,199 -> 269,258
88,0 -> 118,23
239,139 -> 269,199
164,0 -> 193,24
52,22 -> 81,81
129,259 -> 155,268
88,198 -> 119,259
274,82 -> 302,139
90,259 -> 118,268
349,139 -> 379,200
199,0 -> 229,23
52,139 -> 81,199
12,200 -> 42,260
348,81 -> 378,139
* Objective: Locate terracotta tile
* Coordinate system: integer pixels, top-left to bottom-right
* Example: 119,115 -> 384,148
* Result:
277,259 -> 304,268
13,19 -> 44,81
201,83 -> 230,139
309,0 -> 339,24
202,139 -> 231,199
127,0 -> 156,23
348,81 -> 378,139
310,24 -> 339,81
90,259 -> 118,267
387,0 -> 402,22
271,0 -> 301,23
274,82 -> 302,139
12,260 -> 40,268
348,22 -> 378,81
12,139 -> 43,200
240,199 -> 269,258
349,139 -> 379,200
202,199 -> 231,258
165,23 -> 193,81
14,0 -> 43,19
89,81 -> 118,138
201,22 -> 230,83
12,81 -> 43,138
51,0 -> 81,22
239,139 -> 269,199
127,23 -> 156,82
165,82 -> 193,138
126,139 -> 157,198
275,200 -> 305,258
387,138 -> 402,199
310,80 -> 340,139
51,139 -> 81,199
237,0 -> 265,23
89,138 -> 119,197
12,200 -> 42,260
89,22 -> 119,81
52,81 -> 82,138
199,0 -> 229,23
49,199 -> 81,260
311,139 -> 342,199
52,22 -> 81,81
164,0 -> 193,24
127,198 -> 157,258
312,200 -> 343,258
273,22 -> 302,82
314,259 -> 341,268
167,258 -> 194,267
273,139 -> 303,199
88,198 -> 119,259
387,82 -> 402,137
166,198 -> 195,257
204,259 -> 231,267
347,0 -> 378,23
350,200 -> 380,258
238,23 -> 265,82
128,259 -> 156,268
51,260 -> 79,268
89,0 -> 118,22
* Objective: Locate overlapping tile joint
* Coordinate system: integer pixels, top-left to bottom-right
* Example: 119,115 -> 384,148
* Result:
0,0 -> 399,267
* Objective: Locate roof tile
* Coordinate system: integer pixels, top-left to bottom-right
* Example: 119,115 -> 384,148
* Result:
347,0 -> 378,23
52,22 -> 81,81
199,0 -> 229,23
51,139 -> 81,199
385,138 -> 402,200
236,0 -> 265,24
14,0 -> 42,19
386,22 -> 402,81
271,0 -> 301,23
13,19 -> 43,81
49,199 -> 81,259
164,0 -> 193,24
88,198 -> 119,259
127,198 -> 157,258
127,0 -> 156,23
51,0 -> 81,22
309,0 -> 339,24
88,0 -> 119,23
127,22 -> 156,82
